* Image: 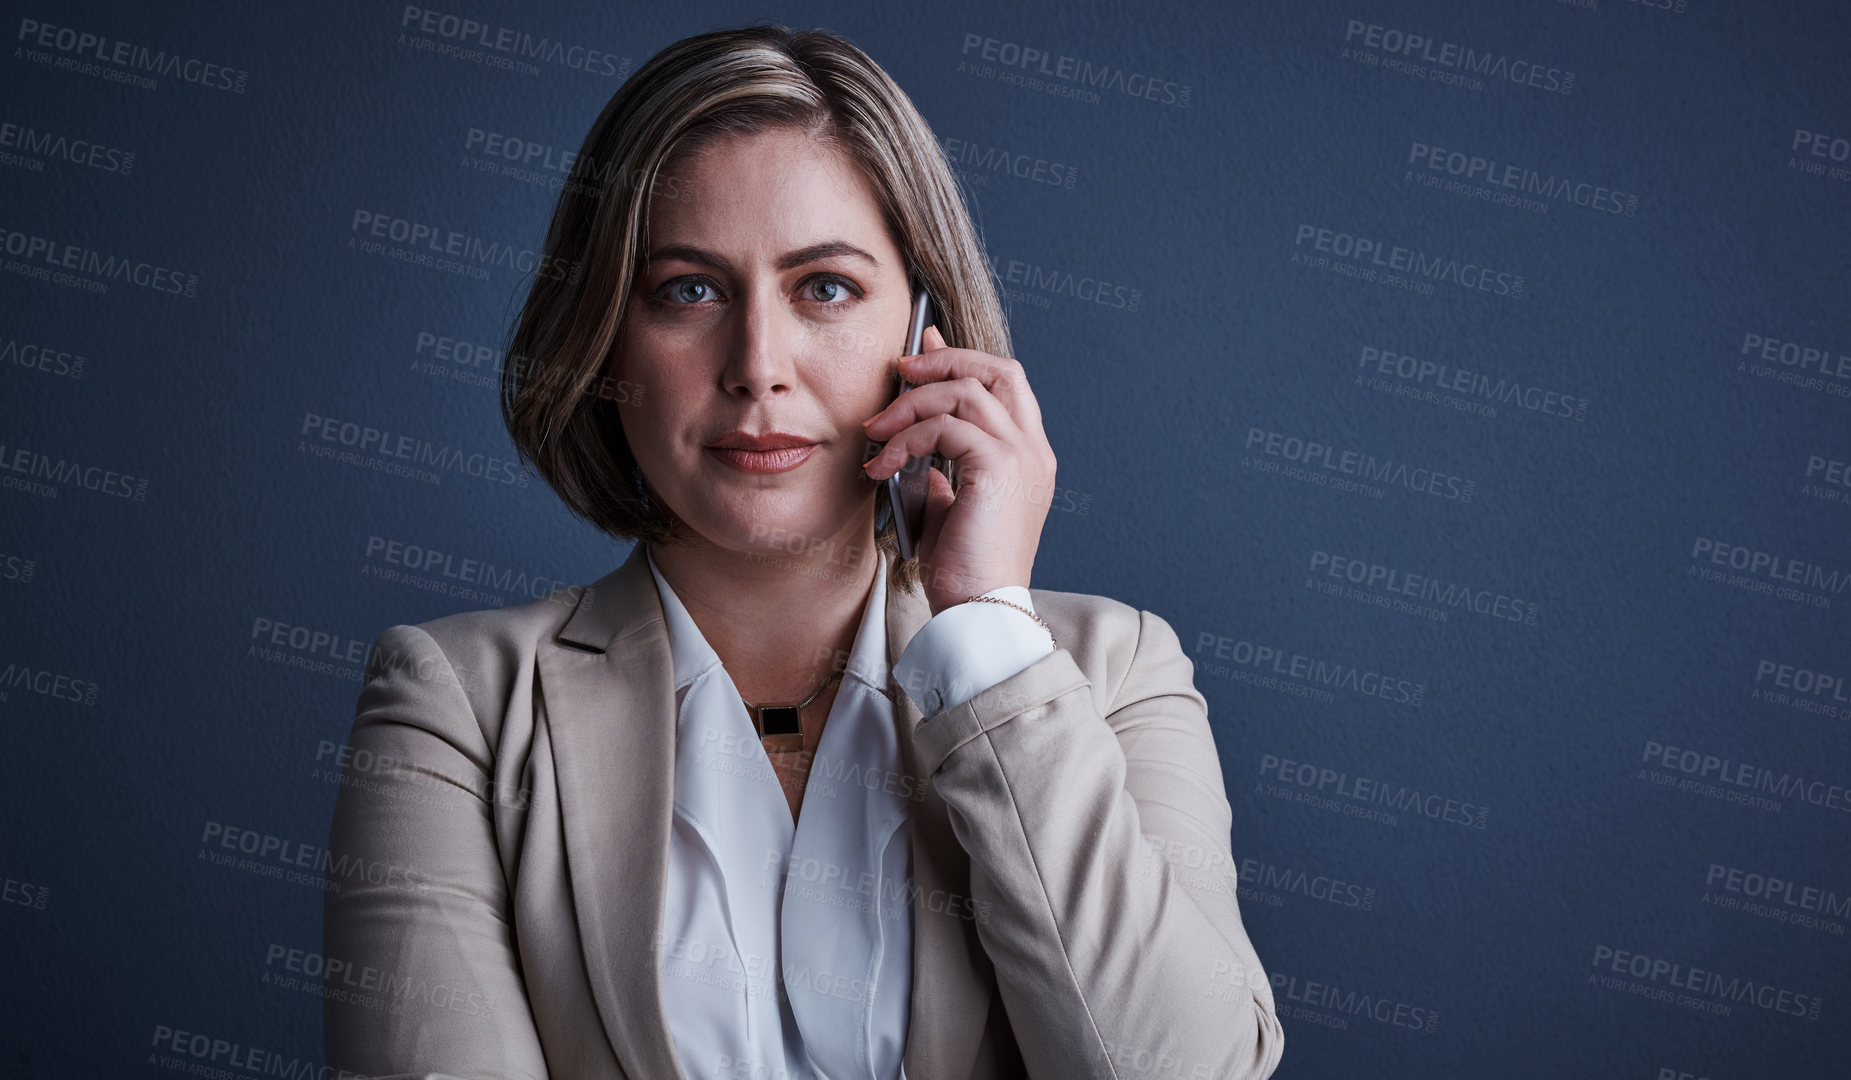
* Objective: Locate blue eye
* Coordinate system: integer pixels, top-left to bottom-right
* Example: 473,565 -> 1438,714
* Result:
805,276 -> 858,304
658,278 -> 719,304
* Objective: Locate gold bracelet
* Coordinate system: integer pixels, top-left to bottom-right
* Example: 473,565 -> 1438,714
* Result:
963,595 -> 1058,648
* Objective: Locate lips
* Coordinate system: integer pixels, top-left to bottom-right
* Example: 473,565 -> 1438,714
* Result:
705,444 -> 818,473
706,431 -> 818,451
704,431 -> 820,474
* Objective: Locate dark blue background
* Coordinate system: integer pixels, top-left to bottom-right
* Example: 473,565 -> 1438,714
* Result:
3,1 -> 1847,1076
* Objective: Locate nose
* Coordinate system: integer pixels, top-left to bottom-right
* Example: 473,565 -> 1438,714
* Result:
719,284 -> 798,399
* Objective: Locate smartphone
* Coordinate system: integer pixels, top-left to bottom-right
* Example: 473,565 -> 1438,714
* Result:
884,287 -> 941,560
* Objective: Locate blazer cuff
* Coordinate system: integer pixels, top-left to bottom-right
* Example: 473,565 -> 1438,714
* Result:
908,644 -> 1092,781
891,586 -> 1056,718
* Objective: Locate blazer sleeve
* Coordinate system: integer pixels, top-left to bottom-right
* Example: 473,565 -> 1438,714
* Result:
322,623 -> 551,1080
908,605 -> 1285,1080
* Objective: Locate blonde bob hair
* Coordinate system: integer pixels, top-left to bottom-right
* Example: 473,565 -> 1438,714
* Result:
501,23 -> 1012,594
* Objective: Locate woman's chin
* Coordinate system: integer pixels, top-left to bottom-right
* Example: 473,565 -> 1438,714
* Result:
692,501 -> 870,557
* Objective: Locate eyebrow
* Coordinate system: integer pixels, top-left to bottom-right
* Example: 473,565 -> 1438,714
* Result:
644,240 -> 881,274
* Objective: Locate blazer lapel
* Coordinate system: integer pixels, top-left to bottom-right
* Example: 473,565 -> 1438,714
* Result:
540,542 -> 997,1079
538,542 -> 682,1078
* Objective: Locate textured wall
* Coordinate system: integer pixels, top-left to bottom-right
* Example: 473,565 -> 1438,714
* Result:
2,0 -> 1846,1076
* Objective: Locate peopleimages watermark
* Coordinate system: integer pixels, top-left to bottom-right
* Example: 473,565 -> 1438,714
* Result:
1270,968 -> 1440,1034
1341,19 -> 1574,96
198,819 -> 428,895
1801,453 -> 1851,508
348,209 -> 581,283
1686,536 -> 1848,609
149,1024 -> 366,1079
1793,128 -> 1851,163
314,738 -> 531,812
1258,753 -> 1490,830
0,118 -> 135,176
1406,141 -> 1636,216
1789,128 -> 1851,184
15,18 -> 250,93
460,125 -> 581,192
1,336 -> 87,379
760,849 -> 991,924
363,533 -> 574,609
397,6 -> 628,79
248,615 -> 490,692
266,941 -> 497,1018
984,252 -> 1141,312
0,660 -> 100,706
1587,945 -> 1822,1021
298,411 -> 528,488
658,930 -> 785,1005
1238,855 -> 1378,912
1244,427 -> 1475,503
1639,739 -> 1851,815
0,226 -> 198,297
1193,631 -> 1425,707
1356,344 -> 1590,423
1292,223 -> 1525,299
1754,656 -> 1849,715
940,134 -> 1078,190
1734,329 -> 1851,399
0,439 -> 150,502
957,33 -> 1191,108
1703,862 -> 1850,935
3,873 -> 49,910
1145,836 -> 1236,897
456,127 -> 665,203
1740,330 -> 1851,373
1096,1039 -> 1237,1079
0,550 -> 37,584
1307,549 -> 1540,626
406,328 -> 644,407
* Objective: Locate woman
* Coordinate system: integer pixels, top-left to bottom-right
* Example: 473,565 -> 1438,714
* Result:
323,23 -> 1282,1080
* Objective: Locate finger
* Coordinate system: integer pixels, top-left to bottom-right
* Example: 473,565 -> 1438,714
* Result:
923,324 -> 947,351
863,414 -> 999,480
917,464 -> 956,559
897,343 -> 1044,440
865,376 -> 1017,444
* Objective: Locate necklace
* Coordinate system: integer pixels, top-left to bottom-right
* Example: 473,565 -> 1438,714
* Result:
740,668 -> 843,738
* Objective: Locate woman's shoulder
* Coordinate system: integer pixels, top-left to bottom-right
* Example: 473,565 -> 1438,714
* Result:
364,580 -> 597,698
421,581 -> 591,649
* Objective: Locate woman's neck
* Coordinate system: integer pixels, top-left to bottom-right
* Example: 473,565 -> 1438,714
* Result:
647,527 -> 880,705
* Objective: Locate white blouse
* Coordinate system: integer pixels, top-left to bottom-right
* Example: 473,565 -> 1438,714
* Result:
645,544 -> 1053,1080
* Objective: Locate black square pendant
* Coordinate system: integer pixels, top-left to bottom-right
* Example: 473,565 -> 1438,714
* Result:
757,704 -> 802,737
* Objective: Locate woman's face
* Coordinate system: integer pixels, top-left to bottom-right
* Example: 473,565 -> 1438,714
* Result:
614,126 -> 912,562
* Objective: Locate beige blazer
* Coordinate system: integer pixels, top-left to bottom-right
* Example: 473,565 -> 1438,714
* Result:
323,542 -> 1284,1079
